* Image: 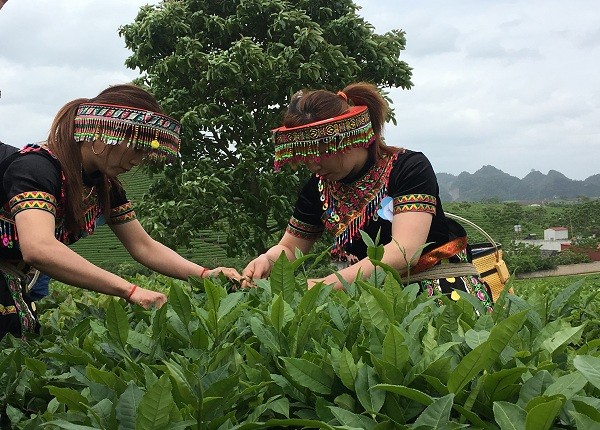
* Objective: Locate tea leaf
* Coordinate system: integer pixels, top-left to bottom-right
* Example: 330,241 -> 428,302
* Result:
367,244 -> 385,262
362,283 -> 394,323
540,324 -> 585,355
330,347 -> 359,390
382,325 -> 409,370
328,405 -> 377,429
358,290 -> 387,330
572,398 -> 600,421
250,317 -> 280,354
493,401 -> 526,430
544,371 -> 588,400
282,357 -> 333,394
271,294 -> 286,333
137,375 -> 175,430
169,282 -> 192,328
517,371 -> 554,408
569,411 -> 600,430
524,396 -> 564,430
573,355 -> 600,390
412,393 -> 454,428
106,298 -> 129,350
204,281 -> 227,316
448,310 -> 528,393
356,365 -> 385,413
41,420 -> 100,430
483,367 -> 528,402
298,282 -> 331,316
270,251 -> 296,303
46,386 -> 88,412
373,384 -> 434,406
116,381 -> 143,430
291,309 -> 320,356
163,359 -> 199,407
549,278 -> 585,316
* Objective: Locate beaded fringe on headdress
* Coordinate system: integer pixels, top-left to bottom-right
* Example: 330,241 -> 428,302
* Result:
74,103 -> 181,162
272,106 -> 375,171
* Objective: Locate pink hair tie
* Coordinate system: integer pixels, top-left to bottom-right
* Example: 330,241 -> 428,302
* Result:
336,91 -> 348,102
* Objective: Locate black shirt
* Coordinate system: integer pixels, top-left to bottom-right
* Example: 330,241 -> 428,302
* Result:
287,149 -> 463,260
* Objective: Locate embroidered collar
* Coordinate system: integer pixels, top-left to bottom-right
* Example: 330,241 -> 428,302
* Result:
319,152 -> 397,253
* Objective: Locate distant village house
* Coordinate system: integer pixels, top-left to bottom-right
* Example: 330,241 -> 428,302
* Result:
544,227 -> 569,241
517,226 -> 570,253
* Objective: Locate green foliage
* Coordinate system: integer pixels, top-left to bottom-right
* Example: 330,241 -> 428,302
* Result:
504,242 -> 557,275
566,198 -> 600,238
119,0 -> 412,256
2,256 -> 600,428
552,250 -> 591,266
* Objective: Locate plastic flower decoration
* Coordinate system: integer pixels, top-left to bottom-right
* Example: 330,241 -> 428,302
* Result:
377,196 -> 394,222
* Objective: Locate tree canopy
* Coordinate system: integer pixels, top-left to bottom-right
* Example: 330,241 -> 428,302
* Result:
120,0 -> 413,256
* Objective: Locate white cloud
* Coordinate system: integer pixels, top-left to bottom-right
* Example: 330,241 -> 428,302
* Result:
0,0 -> 147,145
1,0 -> 598,180
359,0 -> 600,180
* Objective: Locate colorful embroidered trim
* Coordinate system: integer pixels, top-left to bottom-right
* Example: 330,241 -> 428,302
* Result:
74,103 -> 181,162
286,216 -> 324,240
319,152 -> 397,254
411,237 -> 468,274
272,106 -> 376,171
5,272 -> 37,336
9,191 -> 58,217
0,304 -> 17,315
393,194 -> 437,215
110,201 -> 136,224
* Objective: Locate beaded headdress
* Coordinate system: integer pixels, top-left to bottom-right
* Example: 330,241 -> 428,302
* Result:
272,105 -> 375,171
74,103 -> 181,162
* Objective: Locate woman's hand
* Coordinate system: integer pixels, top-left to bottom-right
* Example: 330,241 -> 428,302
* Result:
205,266 -> 242,281
128,286 -> 167,309
242,254 -> 273,281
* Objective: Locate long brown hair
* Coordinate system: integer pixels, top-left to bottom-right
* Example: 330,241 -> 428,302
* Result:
46,84 -> 163,234
282,82 -> 400,160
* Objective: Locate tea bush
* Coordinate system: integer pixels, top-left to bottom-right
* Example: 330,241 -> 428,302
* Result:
1,256 -> 600,429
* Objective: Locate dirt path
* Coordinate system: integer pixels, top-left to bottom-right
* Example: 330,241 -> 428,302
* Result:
516,261 -> 600,279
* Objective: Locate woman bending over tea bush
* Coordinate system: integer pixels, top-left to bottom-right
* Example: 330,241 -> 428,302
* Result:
243,82 -> 493,311
0,84 -> 240,340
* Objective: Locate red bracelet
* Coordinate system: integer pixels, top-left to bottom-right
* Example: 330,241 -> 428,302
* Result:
126,284 -> 138,301
199,267 -> 208,278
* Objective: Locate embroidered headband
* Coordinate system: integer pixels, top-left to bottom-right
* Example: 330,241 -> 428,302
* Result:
272,105 -> 375,171
74,103 -> 181,162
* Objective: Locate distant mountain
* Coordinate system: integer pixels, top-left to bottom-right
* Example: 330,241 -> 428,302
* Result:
437,166 -> 600,201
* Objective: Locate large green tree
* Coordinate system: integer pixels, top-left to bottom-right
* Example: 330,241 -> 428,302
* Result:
120,0 -> 412,256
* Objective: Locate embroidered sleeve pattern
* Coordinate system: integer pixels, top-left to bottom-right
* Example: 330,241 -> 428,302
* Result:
286,216 -> 324,240
109,201 -> 136,224
393,194 -> 437,215
9,191 -> 58,217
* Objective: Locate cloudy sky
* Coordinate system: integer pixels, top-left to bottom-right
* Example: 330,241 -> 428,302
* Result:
1,0 -> 598,180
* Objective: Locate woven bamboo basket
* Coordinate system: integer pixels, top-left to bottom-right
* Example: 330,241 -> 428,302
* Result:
446,213 -> 512,302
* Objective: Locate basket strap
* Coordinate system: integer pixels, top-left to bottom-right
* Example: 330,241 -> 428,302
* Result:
0,260 -> 28,279
0,261 -> 39,293
445,212 -> 500,262
411,237 -> 468,274
404,262 -> 480,283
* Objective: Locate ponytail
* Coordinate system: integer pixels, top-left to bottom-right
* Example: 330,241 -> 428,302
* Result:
342,82 -> 400,159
